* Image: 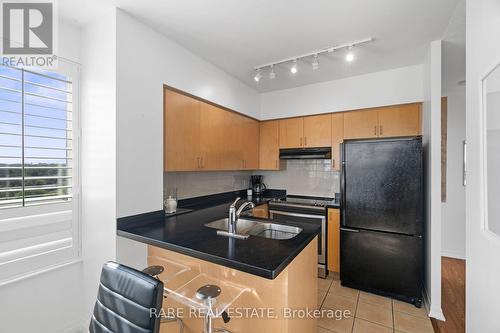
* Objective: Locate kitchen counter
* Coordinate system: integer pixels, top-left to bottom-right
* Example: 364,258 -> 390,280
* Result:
117,195 -> 320,279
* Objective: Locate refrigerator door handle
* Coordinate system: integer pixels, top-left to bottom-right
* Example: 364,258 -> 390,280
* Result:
340,142 -> 346,227
340,227 -> 360,233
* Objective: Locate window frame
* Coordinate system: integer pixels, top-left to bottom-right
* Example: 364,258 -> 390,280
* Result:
0,59 -> 81,282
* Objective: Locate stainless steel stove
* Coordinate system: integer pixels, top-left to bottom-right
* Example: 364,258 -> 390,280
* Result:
268,195 -> 336,278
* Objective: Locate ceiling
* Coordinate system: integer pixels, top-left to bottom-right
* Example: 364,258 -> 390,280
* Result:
60,0 -> 460,93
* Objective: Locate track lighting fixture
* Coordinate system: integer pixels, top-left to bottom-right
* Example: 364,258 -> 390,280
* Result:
312,54 -> 319,70
252,37 -> 374,82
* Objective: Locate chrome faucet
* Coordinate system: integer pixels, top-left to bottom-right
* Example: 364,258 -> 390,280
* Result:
228,197 -> 255,234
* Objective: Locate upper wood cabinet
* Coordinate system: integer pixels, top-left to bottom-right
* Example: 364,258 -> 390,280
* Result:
279,114 -> 332,148
164,89 -> 201,171
303,114 -> 332,147
259,120 -> 280,170
240,116 -> 260,169
279,117 -> 303,148
199,102 -> 226,170
343,109 -> 379,139
343,103 -> 422,140
378,103 -> 421,138
331,113 -> 344,171
164,88 -> 259,172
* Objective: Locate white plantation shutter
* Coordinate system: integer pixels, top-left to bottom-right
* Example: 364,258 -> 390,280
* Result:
0,61 -> 80,282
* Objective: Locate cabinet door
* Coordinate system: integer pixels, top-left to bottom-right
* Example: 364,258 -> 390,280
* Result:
223,111 -> 244,170
252,203 -> 269,219
331,113 -> 344,171
279,117 -> 304,148
327,208 -> 340,273
259,120 -> 280,170
242,117 -> 260,169
199,102 -> 226,170
164,89 -> 201,171
303,114 -> 332,147
343,109 -> 379,139
378,103 -> 421,137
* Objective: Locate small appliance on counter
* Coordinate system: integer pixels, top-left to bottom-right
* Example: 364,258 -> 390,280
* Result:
250,175 -> 267,196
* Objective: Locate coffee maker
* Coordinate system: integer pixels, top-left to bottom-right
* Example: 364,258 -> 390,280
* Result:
250,175 -> 267,196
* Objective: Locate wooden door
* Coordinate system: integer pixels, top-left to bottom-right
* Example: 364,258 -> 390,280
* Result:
164,89 -> 201,171
241,117 -> 260,169
279,117 -> 304,148
331,113 -> 344,171
343,109 -> 379,139
223,111 -> 244,170
303,114 -> 332,147
378,103 -> 421,137
327,208 -> 340,273
259,120 -> 280,170
199,102 -> 226,170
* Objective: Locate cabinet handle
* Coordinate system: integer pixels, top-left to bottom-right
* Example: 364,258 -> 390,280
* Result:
304,137 -> 307,146
380,125 -> 383,135
374,126 -> 377,135
197,157 -> 200,168
200,157 -> 204,168
300,137 -> 303,146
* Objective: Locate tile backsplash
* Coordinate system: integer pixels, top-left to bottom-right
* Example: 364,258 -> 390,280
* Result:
257,159 -> 340,198
164,171 -> 253,199
164,159 -> 340,200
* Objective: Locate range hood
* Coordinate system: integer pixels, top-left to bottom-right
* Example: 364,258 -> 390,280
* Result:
279,147 -> 332,160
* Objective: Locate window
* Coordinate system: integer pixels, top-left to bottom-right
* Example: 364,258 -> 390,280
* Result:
0,65 -> 74,208
0,62 -> 80,282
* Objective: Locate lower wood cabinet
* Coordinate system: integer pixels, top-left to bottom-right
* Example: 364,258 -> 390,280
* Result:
252,203 -> 269,219
327,208 -> 340,273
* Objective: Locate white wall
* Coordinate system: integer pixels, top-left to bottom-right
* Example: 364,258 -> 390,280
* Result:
80,9 -> 117,326
0,20 -> 87,333
260,65 -> 424,119
422,40 -> 444,320
466,0 -> 500,330
441,87 -> 466,259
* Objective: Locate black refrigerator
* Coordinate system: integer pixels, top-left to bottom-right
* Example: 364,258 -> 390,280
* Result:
340,136 -> 423,307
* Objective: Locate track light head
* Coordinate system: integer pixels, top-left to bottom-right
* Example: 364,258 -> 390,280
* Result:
254,70 -> 262,82
345,46 -> 355,62
269,65 -> 276,79
290,60 -> 298,74
312,54 -> 319,70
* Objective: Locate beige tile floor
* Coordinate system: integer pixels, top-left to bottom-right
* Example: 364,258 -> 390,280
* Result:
317,274 -> 434,333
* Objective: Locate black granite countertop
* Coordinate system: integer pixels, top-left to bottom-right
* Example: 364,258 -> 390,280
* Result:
117,192 -> 320,280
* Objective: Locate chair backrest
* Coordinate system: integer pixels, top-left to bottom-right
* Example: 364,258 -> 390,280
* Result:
89,261 -> 163,333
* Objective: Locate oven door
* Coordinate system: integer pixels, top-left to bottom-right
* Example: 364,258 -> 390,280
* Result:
269,209 -> 327,277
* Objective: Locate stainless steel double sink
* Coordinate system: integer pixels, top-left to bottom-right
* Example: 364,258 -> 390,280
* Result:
205,218 -> 302,240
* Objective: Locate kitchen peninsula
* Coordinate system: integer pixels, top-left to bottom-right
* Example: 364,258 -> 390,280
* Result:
117,191 -> 320,333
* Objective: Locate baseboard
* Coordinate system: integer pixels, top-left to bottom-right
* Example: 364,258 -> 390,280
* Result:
423,286 -> 446,321
441,250 -> 466,260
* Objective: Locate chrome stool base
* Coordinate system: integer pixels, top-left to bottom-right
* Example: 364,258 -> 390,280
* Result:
143,265 -> 184,333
